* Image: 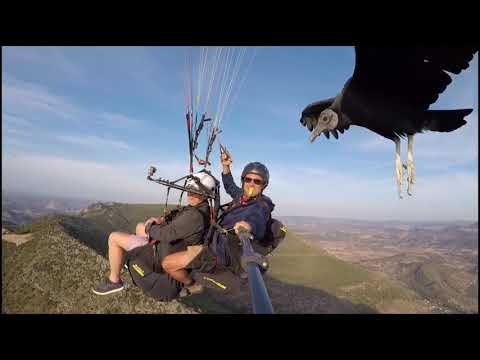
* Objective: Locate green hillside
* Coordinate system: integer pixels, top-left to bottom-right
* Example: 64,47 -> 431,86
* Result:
406,262 -> 478,313
2,217 -> 233,314
3,203 -> 430,313
22,203 -> 176,257
267,232 -> 426,312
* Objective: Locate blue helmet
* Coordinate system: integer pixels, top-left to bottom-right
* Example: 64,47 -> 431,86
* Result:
241,162 -> 270,187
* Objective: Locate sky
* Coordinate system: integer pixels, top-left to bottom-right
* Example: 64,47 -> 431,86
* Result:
2,46 -> 478,221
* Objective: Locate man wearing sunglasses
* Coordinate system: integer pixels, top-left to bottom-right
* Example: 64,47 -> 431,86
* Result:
220,153 -> 274,237
191,150 -> 275,275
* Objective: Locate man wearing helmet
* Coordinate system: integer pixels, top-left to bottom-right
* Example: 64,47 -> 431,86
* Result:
221,155 -> 274,238
92,171 -> 215,296
189,151 -> 275,277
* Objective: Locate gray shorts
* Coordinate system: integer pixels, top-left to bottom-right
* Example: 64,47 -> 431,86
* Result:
126,235 -> 149,252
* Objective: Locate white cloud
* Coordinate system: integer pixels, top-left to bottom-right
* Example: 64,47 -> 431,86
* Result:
2,77 -> 148,133
2,112 -> 34,127
2,78 -> 81,120
283,140 -> 307,149
57,135 -> 132,151
1,153 -> 189,203
99,112 -> 142,127
1,152 -> 476,222
3,46 -> 85,82
262,162 -> 477,222
355,135 -> 391,152
265,102 -> 303,123
295,167 -> 329,177
3,128 -> 32,137
351,111 -> 477,171
416,112 -> 477,158
2,114 -> 35,151
1,138 -> 30,150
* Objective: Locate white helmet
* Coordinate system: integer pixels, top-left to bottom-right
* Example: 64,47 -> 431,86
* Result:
186,171 -> 216,195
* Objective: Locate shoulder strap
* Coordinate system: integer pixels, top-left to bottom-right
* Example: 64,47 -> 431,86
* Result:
217,200 -> 241,223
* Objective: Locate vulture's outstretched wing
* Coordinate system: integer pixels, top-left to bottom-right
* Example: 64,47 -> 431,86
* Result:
349,46 -> 477,111
299,47 -> 477,198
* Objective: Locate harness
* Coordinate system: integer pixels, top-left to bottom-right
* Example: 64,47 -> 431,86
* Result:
155,203 -> 210,251
130,202 -> 211,272
196,196 -> 272,273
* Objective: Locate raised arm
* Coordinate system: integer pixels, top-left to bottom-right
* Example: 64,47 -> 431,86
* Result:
220,147 -> 243,199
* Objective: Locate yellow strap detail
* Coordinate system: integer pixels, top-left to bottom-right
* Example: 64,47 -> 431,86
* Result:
203,276 -> 227,290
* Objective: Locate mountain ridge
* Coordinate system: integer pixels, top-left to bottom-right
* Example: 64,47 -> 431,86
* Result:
3,203 -> 438,314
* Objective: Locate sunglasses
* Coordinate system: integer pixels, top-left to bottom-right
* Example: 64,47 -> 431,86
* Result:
243,177 -> 264,185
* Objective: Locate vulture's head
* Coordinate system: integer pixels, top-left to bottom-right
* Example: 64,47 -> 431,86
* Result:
301,108 -> 339,143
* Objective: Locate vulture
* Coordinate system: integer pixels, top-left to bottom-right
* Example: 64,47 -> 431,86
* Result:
300,47 -> 477,198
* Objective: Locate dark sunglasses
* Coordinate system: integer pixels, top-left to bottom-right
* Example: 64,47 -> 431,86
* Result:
243,177 -> 263,185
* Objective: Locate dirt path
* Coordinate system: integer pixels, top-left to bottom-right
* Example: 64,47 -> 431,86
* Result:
2,233 -> 34,246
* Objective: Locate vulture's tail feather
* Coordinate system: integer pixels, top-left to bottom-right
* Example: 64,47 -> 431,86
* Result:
424,109 -> 472,133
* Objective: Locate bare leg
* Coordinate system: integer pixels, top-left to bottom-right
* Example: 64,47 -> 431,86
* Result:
394,137 -> 404,199
407,134 -> 415,196
136,222 -> 146,237
108,232 -> 132,283
162,246 -> 204,285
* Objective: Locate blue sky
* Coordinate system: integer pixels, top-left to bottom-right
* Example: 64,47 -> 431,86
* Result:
2,46 -> 478,221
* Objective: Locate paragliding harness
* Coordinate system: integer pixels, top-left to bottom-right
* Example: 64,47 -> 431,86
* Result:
189,197 -> 286,314
123,165 -> 220,302
124,204 -> 211,302
197,196 -> 287,276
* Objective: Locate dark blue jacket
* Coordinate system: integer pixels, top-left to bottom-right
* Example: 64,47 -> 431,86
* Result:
210,172 -> 275,267
220,172 -> 275,240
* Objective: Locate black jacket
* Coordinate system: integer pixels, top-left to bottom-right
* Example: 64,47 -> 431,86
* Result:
148,201 -> 210,247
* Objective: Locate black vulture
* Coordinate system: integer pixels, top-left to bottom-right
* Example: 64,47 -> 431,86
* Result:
300,47 -> 477,198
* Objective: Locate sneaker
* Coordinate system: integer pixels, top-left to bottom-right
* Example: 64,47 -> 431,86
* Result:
179,282 -> 204,298
92,278 -> 124,295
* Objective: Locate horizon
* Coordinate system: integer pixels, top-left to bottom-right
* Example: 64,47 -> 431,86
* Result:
2,187 -> 477,225
2,46 -> 478,222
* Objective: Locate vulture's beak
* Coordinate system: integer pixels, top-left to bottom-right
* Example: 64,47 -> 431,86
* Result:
309,121 -> 328,143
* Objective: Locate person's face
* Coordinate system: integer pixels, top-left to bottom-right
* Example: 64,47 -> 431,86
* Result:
242,173 -> 265,198
187,192 -> 205,206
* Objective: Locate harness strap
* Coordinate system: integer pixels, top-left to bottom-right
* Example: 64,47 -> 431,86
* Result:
148,202 -> 211,264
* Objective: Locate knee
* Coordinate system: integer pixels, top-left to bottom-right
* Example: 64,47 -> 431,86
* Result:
161,257 -> 169,271
161,256 -> 173,272
108,232 -> 119,247
136,222 -> 145,236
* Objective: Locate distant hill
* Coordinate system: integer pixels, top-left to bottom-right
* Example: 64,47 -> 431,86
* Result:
278,215 -> 478,313
279,216 -> 478,252
360,252 -> 478,313
266,232 -> 431,313
3,202 -> 438,314
2,190 -> 94,229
